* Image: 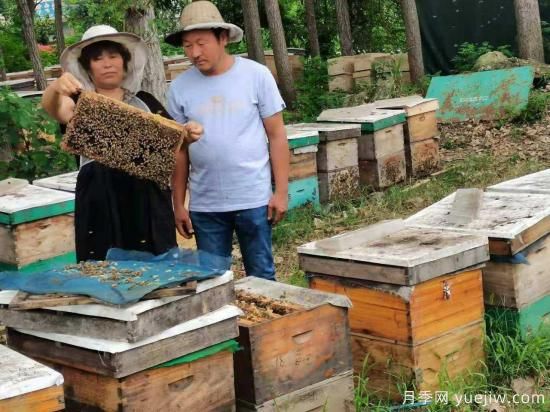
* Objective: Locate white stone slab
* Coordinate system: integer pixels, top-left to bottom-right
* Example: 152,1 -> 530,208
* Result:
0,344 -> 63,400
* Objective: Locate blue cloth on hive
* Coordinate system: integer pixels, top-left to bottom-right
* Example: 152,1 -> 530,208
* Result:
0,247 -> 230,305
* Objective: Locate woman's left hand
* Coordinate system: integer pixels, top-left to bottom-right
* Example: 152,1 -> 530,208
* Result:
184,121 -> 203,143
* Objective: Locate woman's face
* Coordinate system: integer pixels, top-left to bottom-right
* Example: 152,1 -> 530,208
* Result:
89,50 -> 125,89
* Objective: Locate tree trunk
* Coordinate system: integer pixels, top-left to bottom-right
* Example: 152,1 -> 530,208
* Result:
400,0 -> 424,83
0,46 -> 6,81
124,5 -> 167,104
264,0 -> 296,108
241,0 -> 265,64
16,0 -> 47,90
304,0 -> 320,57
514,0 -> 545,62
335,0 -> 353,56
54,0 -> 65,58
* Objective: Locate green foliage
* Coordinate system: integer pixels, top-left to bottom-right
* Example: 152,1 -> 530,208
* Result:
0,89 -> 76,181
65,0 -> 124,36
512,90 -> 550,124
34,17 -> 55,45
0,29 -> 30,72
40,51 -> 58,68
452,42 -> 514,73
286,57 -> 346,122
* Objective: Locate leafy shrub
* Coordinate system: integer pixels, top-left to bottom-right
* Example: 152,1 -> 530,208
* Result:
453,42 -> 513,73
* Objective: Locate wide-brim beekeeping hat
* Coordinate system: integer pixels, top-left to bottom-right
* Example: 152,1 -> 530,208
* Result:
165,1 -> 244,46
60,25 -> 147,94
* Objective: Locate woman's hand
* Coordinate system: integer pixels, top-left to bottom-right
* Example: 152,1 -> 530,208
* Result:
52,73 -> 83,97
184,121 -> 203,143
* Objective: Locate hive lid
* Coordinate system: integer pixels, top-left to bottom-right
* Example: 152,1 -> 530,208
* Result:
487,169 -> 550,195
374,95 -> 439,116
33,171 -> 78,193
0,184 -> 74,225
285,125 -> 320,149
317,105 -> 406,132
298,220 -> 489,285
290,122 -> 361,142
0,344 -> 63,400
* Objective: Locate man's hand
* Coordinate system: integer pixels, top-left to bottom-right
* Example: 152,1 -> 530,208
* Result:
174,205 -> 194,238
184,121 -> 203,143
267,191 -> 288,225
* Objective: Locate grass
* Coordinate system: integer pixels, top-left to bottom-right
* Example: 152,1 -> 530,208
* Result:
269,152 -> 550,411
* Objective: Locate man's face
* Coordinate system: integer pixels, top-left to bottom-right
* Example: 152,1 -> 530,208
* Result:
182,30 -> 228,74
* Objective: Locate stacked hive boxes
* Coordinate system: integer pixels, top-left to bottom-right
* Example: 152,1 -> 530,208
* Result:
318,105 -> 407,190
0,183 -> 76,274
298,220 -> 489,399
406,189 -> 550,338
0,344 -> 65,411
233,277 -> 355,411
2,272 -> 241,410
375,96 -> 441,177
290,123 -> 361,203
285,125 -> 320,209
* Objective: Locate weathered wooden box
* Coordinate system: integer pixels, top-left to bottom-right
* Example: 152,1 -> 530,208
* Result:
0,184 -> 76,272
0,344 -> 65,412
237,370 -> 355,412
405,137 -> 440,177
0,272 -> 234,342
353,321 -> 485,400
318,166 -> 360,203
7,305 -> 241,378
358,124 -> 404,161
406,191 -> 550,334
46,346 -> 236,412
299,220 -> 488,399
359,151 -> 406,189
233,277 -> 353,406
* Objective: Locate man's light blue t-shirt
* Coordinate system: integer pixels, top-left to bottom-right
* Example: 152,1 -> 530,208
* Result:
167,57 -> 286,213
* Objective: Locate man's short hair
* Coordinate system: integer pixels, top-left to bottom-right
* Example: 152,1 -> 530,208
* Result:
78,40 -> 131,72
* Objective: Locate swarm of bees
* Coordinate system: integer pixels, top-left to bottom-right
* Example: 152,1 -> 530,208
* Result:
64,261 -> 152,289
235,291 -> 298,323
63,92 -> 187,188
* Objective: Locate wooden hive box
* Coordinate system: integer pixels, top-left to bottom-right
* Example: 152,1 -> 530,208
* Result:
318,105 -> 407,189
375,96 -> 441,177
298,220 -> 488,399
0,272 -> 234,342
63,92 -> 187,189
7,305 -> 241,378
406,191 -> 550,336
290,123 -> 361,204
0,344 -> 65,412
487,168 -> 550,195
33,171 -> 78,193
233,277 -> 353,406
44,343 -> 237,412
0,184 -> 76,273
286,126 -> 320,209
237,371 -> 355,412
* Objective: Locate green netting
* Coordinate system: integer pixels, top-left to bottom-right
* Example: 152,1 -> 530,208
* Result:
155,340 -> 241,369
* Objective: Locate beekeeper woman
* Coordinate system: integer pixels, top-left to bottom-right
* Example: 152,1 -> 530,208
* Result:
42,25 -> 202,262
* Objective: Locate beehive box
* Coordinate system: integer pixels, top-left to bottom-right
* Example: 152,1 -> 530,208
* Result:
487,168 -> 550,195
63,91 -> 187,188
233,277 -> 352,406
318,105 -> 407,189
45,344 -> 236,412
290,123 -> 361,203
0,344 -> 65,411
286,126 -> 320,209
237,370 -> 355,412
406,191 -> 550,336
33,171 -> 78,193
0,184 -> 76,273
0,272 -> 234,342
7,305 -> 241,378
375,96 -> 440,177
299,220 -> 489,399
